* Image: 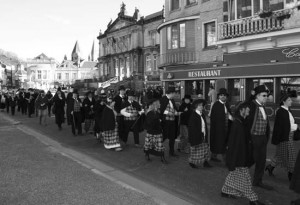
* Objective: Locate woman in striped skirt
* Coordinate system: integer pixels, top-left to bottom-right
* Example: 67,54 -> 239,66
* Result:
188,99 -> 212,169
144,97 -> 166,163
222,102 -> 264,205
101,97 -> 122,152
266,94 -> 298,181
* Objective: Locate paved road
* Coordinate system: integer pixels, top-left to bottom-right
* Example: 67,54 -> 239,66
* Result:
0,111 -> 299,205
0,115 -> 161,205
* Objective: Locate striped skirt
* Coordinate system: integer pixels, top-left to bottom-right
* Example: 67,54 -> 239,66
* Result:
144,133 -> 164,152
222,167 -> 258,202
271,132 -> 296,173
102,123 -> 121,149
188,143 -> 210,165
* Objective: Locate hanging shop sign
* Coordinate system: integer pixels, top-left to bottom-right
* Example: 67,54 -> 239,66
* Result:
98,76 -> 119,88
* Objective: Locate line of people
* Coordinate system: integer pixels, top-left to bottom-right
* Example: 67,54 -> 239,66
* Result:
2,84 -> 300,205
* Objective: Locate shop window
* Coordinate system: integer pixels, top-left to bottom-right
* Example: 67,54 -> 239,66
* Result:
228,79 -> 240,103
185,80 -> 204,98
281,78 -> 300,104
170,0 -> 180,11
204,21 -> 217,48
167,23 -> 186,49
167,81 -> 181,99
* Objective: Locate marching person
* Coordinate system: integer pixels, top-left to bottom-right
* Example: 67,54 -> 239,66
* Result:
188,99 -> 212,169
23,89 -> 30,115
120,90 -> 143,147
66,87 -> 74,125
221,101 -> 264,205
178,94 -> 193,153
248,85 -> 272,190
114,86 -> 127,143
5,92 -> 10,114
46,90 -> 53,117
160,87 -> 179,157
210,88 -> 233,162
144,95 -> 166,163
266,94 -> 298,181
35,90 -> 48,126
101,97 -> 122,151
69,91 -> 83,136
83,91 -> 95,134
27,89 -> 35,118
52,90 -> 66,130
9,92 -> 17,116
94,90 -> 107,140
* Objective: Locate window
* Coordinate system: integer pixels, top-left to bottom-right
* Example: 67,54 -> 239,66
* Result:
153,55 -> 157,71
114,59 -> 119,77
42,70 -> 47,79
204,21 -> 216,47
167,23 -> 186,49
37,70 -> 41,79
72,73 -> 77,80
146,55 -> 152,71
281,78 -> 300,104
126,57 -> 130,77
150,31 -> 156,46
186,0 -> 197,6
65,73 -> 69,80
186,80 -> 204,98
171,0 -> 180,10
57,73 -> 61,80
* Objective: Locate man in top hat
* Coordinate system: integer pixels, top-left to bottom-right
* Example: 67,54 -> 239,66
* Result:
120,90 -> 144,146
210,88 -> 233,162
160,87 -> 179,157
248,85 -> 273,190
114,85 -> 128,142
82,91 -> 95,134
69,90 -> 83,136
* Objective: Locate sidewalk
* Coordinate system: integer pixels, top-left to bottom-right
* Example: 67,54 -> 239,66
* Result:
1,112 -> 299,205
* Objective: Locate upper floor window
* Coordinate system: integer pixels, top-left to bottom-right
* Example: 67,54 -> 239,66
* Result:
167,23 -> 186,49
186,0 -> 197,6
149,31 -> 157,46
146,55 -> 152,71
227,0 -> 299,21
153,55 -> 157,71
65,73 -> 69,80
171,0 -> 180,11
72,73 -> 77,80
57,73 -> 61,80
204,21 -> 216,48
42,70 -> 47,79
37,70 -> 41,79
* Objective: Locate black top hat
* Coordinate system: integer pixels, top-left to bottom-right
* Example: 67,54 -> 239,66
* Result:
184,94 -> 192,100
217,88 -> 229,96
127,90 -> 135,97
119,85 -> 126,91
254,85 -> 269,95
192,99 -> 206,109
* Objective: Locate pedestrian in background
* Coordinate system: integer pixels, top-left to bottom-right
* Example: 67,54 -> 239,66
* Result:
210,88 -> 233,162
83,91 -> 95,134
290,150 -> 300,205
188,99 -> 212,169
101,97 -> 122,151
5,92 -> 10,114
66,87 -> 74,125
178,94 -> 192,153
248,85 -> 272,190
94,90 -> 107,140
27,89 -> 35,118
114,86 -> 127,143
46,90 -> 53,117
266,94 -> 298,181
9,92 -> 17,116
69,91 -> 83,136
35,90 -> 48,126
221,101 -> 264,205
52,90 -> 65,130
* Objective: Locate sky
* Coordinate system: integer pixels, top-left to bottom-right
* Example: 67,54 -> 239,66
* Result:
0,0 -> 163,62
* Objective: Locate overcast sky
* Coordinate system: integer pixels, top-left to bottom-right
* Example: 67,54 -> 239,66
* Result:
0,0 -> 163,62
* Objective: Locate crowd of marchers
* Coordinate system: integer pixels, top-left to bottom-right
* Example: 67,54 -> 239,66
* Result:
0,84 -> 300,205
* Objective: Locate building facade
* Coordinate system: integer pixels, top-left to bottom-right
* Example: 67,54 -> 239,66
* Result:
97,3 -> 164,91
55,59 -> 79,87
26,53 -> 57,90
216,0 -> 300,119
158,0 -> 224,100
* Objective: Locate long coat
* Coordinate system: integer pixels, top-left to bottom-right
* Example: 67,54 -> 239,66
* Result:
272,107 -> 292,145
160,96 -> 179,139
226,116 -> 254,171
188,111 -> 208,147
53,96 -> 65,125
210,100 -> 232,154
94,100 -> 106,133
290,150 -> 300,193
101,106 -> 116,131
82,97 -> 95,119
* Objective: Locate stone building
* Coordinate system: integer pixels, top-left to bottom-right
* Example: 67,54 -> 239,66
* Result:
97,2 -> 164,91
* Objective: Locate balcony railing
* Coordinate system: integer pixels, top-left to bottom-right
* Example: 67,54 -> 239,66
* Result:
159,51 -> 197,67
218,8 -> 296,40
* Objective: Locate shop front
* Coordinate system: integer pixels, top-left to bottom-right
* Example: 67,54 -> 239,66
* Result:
162,46 -> 300,120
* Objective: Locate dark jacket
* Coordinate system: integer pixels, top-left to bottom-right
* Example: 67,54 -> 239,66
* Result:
94,100 -> 106,132
101,106 -> 116,131
188,111 -> 208,146
35,95 -> 48,110
9,96 -> 17,107
226,116 -> 254,171
68,97 -> 82,113
248,100 -> 270,139
145,110 -> 162,135
179,102 -> 192,125
210,100 -> 232,154
272,107 -> 292,145
114,95 -> 127,114
82,97 -> 95,119
160,95 -> 178,119
52,96 -> 65,114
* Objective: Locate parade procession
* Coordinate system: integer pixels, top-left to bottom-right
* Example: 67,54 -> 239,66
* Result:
1,0 -> 300,204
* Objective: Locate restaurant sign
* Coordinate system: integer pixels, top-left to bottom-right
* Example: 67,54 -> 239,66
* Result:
188,70 -> 221,78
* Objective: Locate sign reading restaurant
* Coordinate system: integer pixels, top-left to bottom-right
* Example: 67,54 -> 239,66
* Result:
188,70 -> 221,78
